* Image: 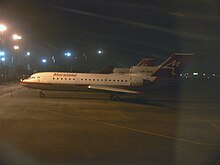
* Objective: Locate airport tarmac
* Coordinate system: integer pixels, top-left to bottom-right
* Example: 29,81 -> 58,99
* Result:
0,81 -> 220,165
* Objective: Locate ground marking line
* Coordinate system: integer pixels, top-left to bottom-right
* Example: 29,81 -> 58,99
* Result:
47,110 -> 220,146
210,122 -> 220,132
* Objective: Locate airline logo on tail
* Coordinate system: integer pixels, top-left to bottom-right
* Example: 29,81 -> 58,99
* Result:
152,53 -> 193,77
161,58 -> 181,76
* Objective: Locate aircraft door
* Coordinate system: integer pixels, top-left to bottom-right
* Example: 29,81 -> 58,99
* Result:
37,76 -> 41,83
129,78 -> 132,86
37,76 -> 47,83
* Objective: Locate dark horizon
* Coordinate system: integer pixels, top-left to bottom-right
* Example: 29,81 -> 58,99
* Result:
0,0 -> 219,73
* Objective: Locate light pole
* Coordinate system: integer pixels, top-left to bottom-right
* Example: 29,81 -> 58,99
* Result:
0,24 -> 7,46
41,58 -> 47,71
25,51 -> 31,74
12,34 -> 22,80
64,51 -> 73,71
0,24 -> 7,83
0,51 -> 5,80
0,55 -> 6,80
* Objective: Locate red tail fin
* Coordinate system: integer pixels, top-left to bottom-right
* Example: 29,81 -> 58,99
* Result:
152,53 -> 193,77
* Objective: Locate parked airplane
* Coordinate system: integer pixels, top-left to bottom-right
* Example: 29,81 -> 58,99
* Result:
20,53 -> 193,100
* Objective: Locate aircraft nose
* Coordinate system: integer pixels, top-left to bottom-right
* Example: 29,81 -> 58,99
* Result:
20,79 -> 27,85
20,79 -> 24,85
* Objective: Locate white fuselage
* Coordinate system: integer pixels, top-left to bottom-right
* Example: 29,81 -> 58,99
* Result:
20,53 -> 192,94
21,72 -> 144,91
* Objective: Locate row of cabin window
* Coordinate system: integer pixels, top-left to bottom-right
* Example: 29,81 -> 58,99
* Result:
53,77 -> 128,82
53,77 -> 75,80
80,79 -> 128,82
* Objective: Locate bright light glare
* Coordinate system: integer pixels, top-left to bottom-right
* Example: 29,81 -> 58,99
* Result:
27,52 -> 31,56
65,52 -> 71,57
12,34 -> 22,40
0,51 -> 5,56
42,59 -> 47,63
0,24 -> 7,32
193,72 -> 199,76
98,50 -> 103,54
1,57 -> 5,62
14,46 -> 19,50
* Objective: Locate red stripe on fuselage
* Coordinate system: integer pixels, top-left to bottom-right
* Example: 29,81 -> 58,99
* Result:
20,81 -> 145,93
20,81 -> 134,88
20,82 -> 54,85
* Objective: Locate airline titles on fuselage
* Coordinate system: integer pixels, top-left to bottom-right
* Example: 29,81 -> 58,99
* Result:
53,73 -> 77,77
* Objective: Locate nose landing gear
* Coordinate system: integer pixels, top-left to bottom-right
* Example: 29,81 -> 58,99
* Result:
39,91 -> 45,98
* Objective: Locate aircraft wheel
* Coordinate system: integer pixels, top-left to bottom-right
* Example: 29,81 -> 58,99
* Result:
40,91 -> 45,98
110,93 -> 120,101
116,95 -> 120,100
109,94 -> 113,100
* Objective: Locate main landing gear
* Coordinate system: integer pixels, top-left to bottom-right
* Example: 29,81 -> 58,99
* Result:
39,91 -> 45,98
109,93 -> 120,101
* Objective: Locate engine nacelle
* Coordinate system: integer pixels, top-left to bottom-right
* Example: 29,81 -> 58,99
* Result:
113,68 -> 130,74
130,66 -> 147,73
130,77 -> 144,86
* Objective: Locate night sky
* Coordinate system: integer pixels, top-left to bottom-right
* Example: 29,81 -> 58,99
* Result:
0,0 -> 220,73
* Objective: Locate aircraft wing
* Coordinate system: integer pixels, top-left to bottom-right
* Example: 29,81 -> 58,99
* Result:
88,85 -> 143,94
